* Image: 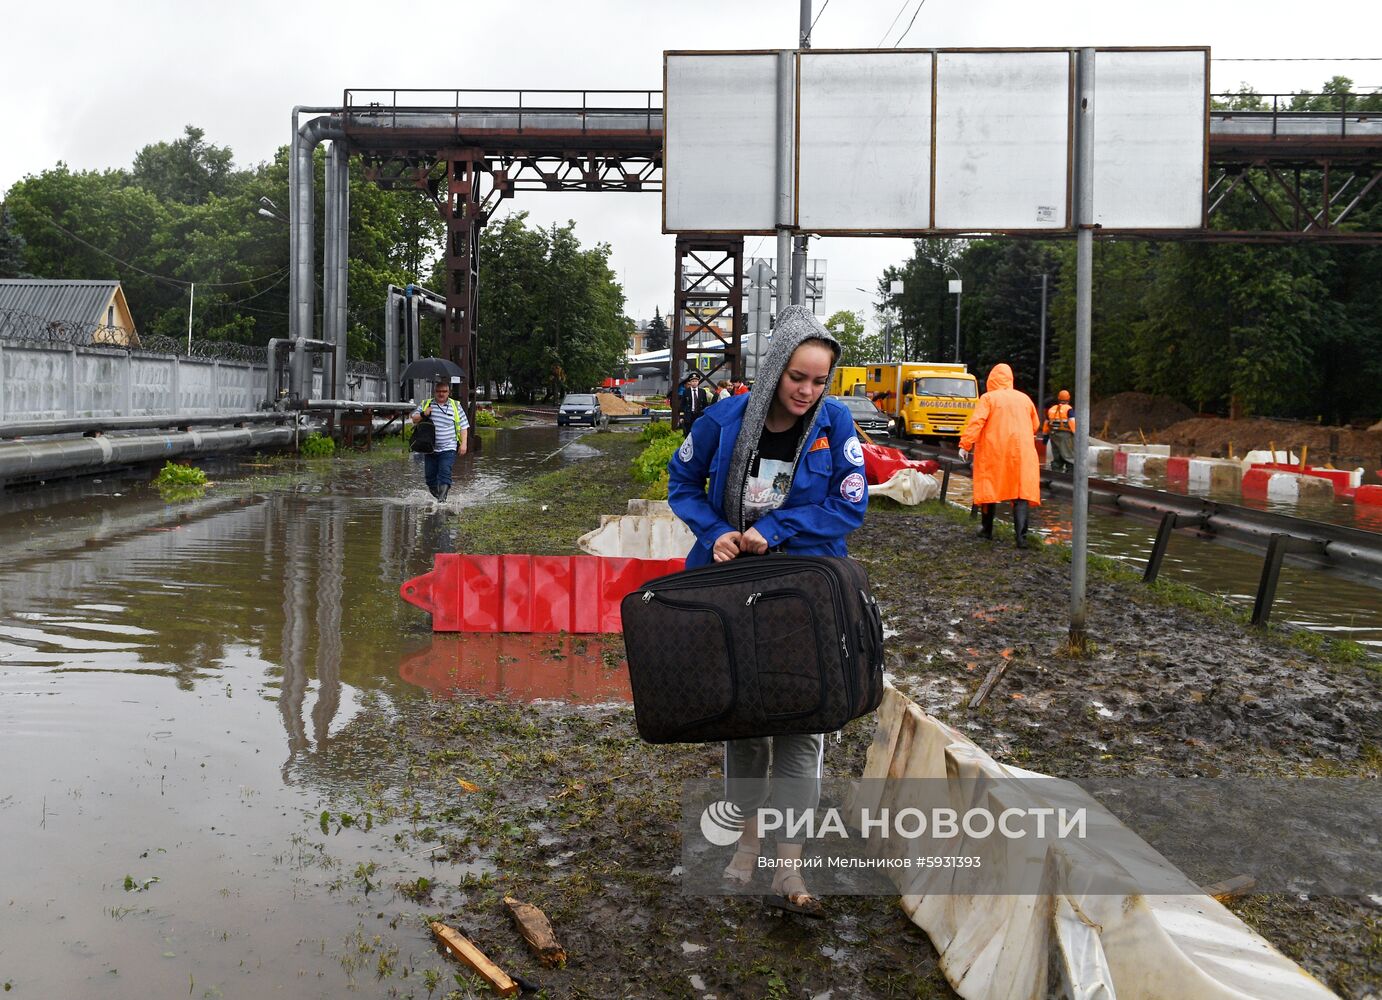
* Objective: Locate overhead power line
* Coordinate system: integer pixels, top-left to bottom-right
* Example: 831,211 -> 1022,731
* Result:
893,0 -> 929,48
34,212 -> 289,290
876,0 -> 911,47
1214,57 -> 1382,62
810,0 -> 830,32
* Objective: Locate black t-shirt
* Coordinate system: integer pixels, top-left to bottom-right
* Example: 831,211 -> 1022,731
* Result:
743,419 -> 804,526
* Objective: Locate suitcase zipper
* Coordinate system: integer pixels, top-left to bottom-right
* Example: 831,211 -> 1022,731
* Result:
640,593 -> 739,733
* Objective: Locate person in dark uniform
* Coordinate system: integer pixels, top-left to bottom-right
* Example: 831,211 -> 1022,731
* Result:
677,372 -> 711,431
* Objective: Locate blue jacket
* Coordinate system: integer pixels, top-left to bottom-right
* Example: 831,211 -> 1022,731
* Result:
667,393 -> 869,568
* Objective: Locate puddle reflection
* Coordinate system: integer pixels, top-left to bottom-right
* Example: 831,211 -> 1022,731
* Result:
399,634 -> 631,704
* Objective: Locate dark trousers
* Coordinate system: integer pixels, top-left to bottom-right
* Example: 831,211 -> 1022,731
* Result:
423,449 -> 457,490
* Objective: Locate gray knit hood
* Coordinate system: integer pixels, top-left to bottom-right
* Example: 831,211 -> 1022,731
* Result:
723,305 -> 842,531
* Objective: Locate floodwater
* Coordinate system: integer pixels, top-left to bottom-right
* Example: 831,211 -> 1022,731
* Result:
943,474 -> 1382,652
2,425 -> 1378,995
0,425 -> 616,999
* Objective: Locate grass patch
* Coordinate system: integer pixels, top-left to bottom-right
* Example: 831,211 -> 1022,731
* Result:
300,432 -> 336,458
453,431 -> 646,554
152,461 -> 207,489
151,461 -> 208,502
629,426 -> 683,501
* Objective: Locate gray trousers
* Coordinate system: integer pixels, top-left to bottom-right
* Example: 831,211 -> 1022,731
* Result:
724,733 -> 825,845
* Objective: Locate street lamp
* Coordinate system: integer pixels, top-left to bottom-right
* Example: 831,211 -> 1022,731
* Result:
920,257 -> 962,363
857,281 -> 903,361
256,196 -> 288,224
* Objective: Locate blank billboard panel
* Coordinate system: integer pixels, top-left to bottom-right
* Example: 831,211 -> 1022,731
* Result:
1092,49 -> 1207,229
797,51 -> 933,232
934,51 -> 1071,231
664,53 -> 779,233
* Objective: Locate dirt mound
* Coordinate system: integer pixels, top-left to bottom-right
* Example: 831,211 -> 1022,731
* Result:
596,393 -> 644,417
1088,392 -> 1194,438
1154,416 -> 1382,468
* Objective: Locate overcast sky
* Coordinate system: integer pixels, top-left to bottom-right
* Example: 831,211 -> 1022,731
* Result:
2,0 -> 1376,331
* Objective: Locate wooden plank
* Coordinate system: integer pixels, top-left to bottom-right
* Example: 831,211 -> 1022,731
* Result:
429,920 -> 520,996
968,657 -> 1012,709
1201,874 -> 1256,903
504,895 -> 567,967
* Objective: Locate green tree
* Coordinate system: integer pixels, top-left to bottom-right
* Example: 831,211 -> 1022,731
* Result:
644,306 -> 669,352
459,213 -> 628,402
132,125 -> 236,205
0,204 -> 29,278
823,308 -> 880,364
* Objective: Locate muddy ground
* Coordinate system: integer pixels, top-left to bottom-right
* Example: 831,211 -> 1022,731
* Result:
311,428 -> 1379,999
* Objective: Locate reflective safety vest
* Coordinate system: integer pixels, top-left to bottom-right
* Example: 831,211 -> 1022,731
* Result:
1045,402 -> 1074,433
422,398 -> 465,435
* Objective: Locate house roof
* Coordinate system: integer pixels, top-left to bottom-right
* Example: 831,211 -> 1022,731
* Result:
0,279 -> 123,327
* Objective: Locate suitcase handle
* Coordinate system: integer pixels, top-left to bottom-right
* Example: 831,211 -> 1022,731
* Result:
860,590 -> 884,667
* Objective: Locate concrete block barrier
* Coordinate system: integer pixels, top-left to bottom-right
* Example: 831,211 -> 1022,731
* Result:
1189,457 -> 1244,493
1088,446 -> 1115,475
1113,450 -> 1166,477
1242,468 -> 1336,502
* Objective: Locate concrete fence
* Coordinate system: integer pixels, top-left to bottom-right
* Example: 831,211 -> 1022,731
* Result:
0,340 -> 388,424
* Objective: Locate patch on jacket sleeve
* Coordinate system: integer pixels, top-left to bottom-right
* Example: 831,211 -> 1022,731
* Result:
677,434 -> 695,463
841,472 -> 866,503
843,436 -> 864,466
809,436 -> 830,453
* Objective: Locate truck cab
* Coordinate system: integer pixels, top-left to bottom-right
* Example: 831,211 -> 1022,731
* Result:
865,363 -> 978,441
829,365 -> 868,398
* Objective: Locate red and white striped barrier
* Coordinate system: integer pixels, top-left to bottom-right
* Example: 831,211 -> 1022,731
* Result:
1354,484 -> 1382,507
1165,456 -> 1243,492
1247,462 -> 1363,499
1241,467 -> 1336,501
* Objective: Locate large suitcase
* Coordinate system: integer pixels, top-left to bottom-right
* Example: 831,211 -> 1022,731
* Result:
620,555 -> 885,744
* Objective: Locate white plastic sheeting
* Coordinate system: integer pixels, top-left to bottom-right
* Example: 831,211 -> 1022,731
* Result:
850,685 -> 1339,1000
576,499 -> 696,561
870,468 -> 941,505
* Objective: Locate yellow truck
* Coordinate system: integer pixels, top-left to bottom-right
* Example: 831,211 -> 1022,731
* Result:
864,362 -> 979,441
829,365 -> 868,397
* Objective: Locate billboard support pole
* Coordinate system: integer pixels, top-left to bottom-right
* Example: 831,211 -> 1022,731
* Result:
1070,47 -> 1096,653
775,49 -> 795,323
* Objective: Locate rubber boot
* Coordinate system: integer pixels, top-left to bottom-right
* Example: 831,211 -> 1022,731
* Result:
427,484 -> 440,499
437,485 -> 450,503
978,504 -> 995,540
1013,500 -> 1029,549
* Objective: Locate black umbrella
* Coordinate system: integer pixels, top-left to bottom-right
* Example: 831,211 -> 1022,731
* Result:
400,357 -> 466,382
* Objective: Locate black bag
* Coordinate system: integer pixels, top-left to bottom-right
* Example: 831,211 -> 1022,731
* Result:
409,414 -> 435,453
621,555 -> 885,744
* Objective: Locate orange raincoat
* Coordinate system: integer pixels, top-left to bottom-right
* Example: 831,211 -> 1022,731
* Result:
959,363 -> 1041,506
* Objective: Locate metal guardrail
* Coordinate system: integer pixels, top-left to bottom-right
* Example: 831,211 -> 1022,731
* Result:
901,442 -> 1382,626
342,88 -> 664,134
1211,91 -> 1382,139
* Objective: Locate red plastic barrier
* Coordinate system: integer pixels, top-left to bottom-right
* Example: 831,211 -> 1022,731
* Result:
1249,462 -> 1358,498
400,554 -> 685,633
1356,484 -> 1382,507
861,443 -> 939,485
398,634 -> 632,702
1166,456 -> 1190,488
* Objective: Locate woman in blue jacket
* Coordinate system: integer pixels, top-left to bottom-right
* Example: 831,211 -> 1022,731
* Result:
667,305 -> 869,917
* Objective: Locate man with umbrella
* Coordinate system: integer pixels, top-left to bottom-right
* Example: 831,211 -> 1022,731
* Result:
410,377 -> 469,501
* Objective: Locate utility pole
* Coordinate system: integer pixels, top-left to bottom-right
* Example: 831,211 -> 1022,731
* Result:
1036,273 -> 1049,415
1070,49 -> 1095,653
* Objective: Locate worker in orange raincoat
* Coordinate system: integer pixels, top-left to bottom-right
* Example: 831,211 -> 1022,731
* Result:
958,363 -> 1041,548
1042,389 -> 1077,473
